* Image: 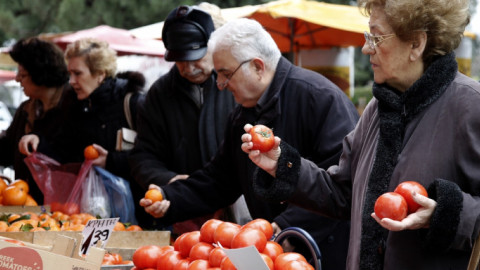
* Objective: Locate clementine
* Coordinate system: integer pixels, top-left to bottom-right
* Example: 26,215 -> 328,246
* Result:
144,189 -> 163,202
24,195 -> 38,206
11,179 -> 29,193
2,185 -> 27,206
0,179 -> 8,194
84,145 -> 99,160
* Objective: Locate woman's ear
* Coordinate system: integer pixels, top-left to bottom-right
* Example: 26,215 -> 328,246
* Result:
410,31 -> 427,61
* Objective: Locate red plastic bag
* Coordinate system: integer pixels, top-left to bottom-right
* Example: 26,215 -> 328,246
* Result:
24,152 -> 111,217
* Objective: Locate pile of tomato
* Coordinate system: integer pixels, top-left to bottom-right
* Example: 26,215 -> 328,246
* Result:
131,218 -> 314,270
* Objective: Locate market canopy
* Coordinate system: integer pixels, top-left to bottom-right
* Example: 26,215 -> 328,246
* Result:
52,25 -> 165,57
0,70 -> 15,83
221,0 -> 369,52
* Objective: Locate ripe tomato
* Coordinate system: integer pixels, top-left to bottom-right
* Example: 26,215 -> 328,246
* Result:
132,245 -> 172,269
157,250 -> 183,270
178,231 -> 201,258
208,247 -> 227,267
84,145 -> 99,160
394,181 -> 428,213
231,228 -> 267,252
62,202 -> 80,215
102,253 -> 116,265
213,222 -> 241,248
174,259 -> 191,270
282,260 -> 314,270
126,224 -> 143,231
262,241 -> 283,262
220,257 -> 236,270
243,218 -> 273,240
274,252 -> 307,270
260,253 -> 274,270
174,233 -> 187,251
145,189 -> 163,202
2,185 -> 27,205
200,219 -> 223,243
188,259 -> 209,270
249,124 -> 275,153
189,242 -> 214,261
374,192 -> 408,221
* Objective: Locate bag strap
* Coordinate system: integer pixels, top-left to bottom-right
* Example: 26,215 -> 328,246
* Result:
123,92 -> 134,129
468,233 -> 480,270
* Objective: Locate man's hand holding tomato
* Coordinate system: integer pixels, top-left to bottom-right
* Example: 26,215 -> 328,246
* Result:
372,190 -> 437,232
140,184 -> 170,218
241,124 -> 281,177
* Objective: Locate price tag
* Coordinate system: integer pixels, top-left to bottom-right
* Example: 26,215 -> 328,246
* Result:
80,217 -> 119,255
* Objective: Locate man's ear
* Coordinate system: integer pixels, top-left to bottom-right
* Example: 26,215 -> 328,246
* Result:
252,58 -> 265,75
410,31 -> 427,61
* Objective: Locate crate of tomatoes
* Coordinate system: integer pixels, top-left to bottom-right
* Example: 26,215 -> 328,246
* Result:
129,218 -> 320,270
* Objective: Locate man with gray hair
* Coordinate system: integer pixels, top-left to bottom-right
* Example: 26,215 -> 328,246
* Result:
141,18 -> 359,269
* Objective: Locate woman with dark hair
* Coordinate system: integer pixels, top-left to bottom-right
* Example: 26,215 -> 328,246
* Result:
0,37 -> 71,204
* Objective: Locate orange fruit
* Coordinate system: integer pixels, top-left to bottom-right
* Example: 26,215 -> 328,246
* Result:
7,214 -> 21,224
113,222 -> 125,231
0,179 -> 8,194
0,221 -> 8,232
144,189 -> 163,202
2,185 -> 27,206
126,224 -> 143,231
31,227 -> 46,232
11,179 -> 29,194
84,145 -> 99,160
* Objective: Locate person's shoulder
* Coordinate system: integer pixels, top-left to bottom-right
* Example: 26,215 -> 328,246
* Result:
117,71 -> 146,92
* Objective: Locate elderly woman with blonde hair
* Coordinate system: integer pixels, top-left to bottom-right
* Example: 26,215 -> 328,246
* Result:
242,0 -> 480,269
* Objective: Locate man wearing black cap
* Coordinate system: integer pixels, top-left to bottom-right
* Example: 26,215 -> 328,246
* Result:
129,5 -> 236,231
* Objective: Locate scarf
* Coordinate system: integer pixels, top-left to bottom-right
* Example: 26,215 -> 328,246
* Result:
359,52 -> 458,269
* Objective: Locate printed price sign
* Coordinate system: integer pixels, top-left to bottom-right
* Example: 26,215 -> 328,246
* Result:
80,217 -> 119,255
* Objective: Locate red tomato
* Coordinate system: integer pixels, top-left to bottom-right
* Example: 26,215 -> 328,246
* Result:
243,218 -> 274,240
262,241 -> 284,262
249,124 -> 275,153
102,253 -> 116,265
213,222 -> 241,248
157,250 -> 183,270
190,242 -> 214,261
174,233 -> 187,251
231,228 -> 267,252
174,259 -> 191,270
374,192 -> 408,221
188,259 -> 210,270
200,219 -> 223,243
274,252 -> 307,270
207,268 -> 221,270
220,257 -> 236,270
260,253 -> 274,270
178,231 -> 201,258
394,181 -> 428,213
132,245 -> 172,269
282,260 -> 314,270
208,247 -> 228,267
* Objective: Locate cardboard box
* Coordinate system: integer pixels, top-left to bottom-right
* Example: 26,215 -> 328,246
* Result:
0,205 -> 50,214
0,234 -> 104,270
0,230 -> 171,261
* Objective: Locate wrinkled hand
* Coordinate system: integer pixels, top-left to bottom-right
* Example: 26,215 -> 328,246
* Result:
90,144 -> 108,168
241,124 -> 281,177
139,184 -> 170,218
19,134 -> 40,156
168,174 -> 189,184
372,191 -> 437,231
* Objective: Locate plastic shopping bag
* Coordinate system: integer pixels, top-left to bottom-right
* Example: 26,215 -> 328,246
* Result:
95,166 -> 138,224
24,152 -> 82,207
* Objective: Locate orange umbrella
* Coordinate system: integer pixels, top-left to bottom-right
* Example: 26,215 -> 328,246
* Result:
52,25 -> 165,57
222,0 -> 369,53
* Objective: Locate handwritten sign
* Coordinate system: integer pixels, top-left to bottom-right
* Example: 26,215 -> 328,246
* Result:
80,217 -> 119,255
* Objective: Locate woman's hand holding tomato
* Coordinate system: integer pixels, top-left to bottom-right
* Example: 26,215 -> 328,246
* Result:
372,181 -> 437,231
241,124 -> 281,177
139,184 -> 170,218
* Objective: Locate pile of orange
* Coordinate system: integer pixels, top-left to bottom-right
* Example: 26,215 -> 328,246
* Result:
0,210 -> 143,233
0,179 -> 37,206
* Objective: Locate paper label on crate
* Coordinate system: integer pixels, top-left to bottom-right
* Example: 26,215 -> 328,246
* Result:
80,217 -> 119,255
223,245 -> 270,270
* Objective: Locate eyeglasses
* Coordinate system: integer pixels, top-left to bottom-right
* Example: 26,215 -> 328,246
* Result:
364,31 -> 396,50
216,59 -> 252,89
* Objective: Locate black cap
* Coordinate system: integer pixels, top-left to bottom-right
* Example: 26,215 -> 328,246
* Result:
162,5 -> 215,62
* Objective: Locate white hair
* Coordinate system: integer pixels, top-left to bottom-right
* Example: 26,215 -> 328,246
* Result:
208,18 -> 281,70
